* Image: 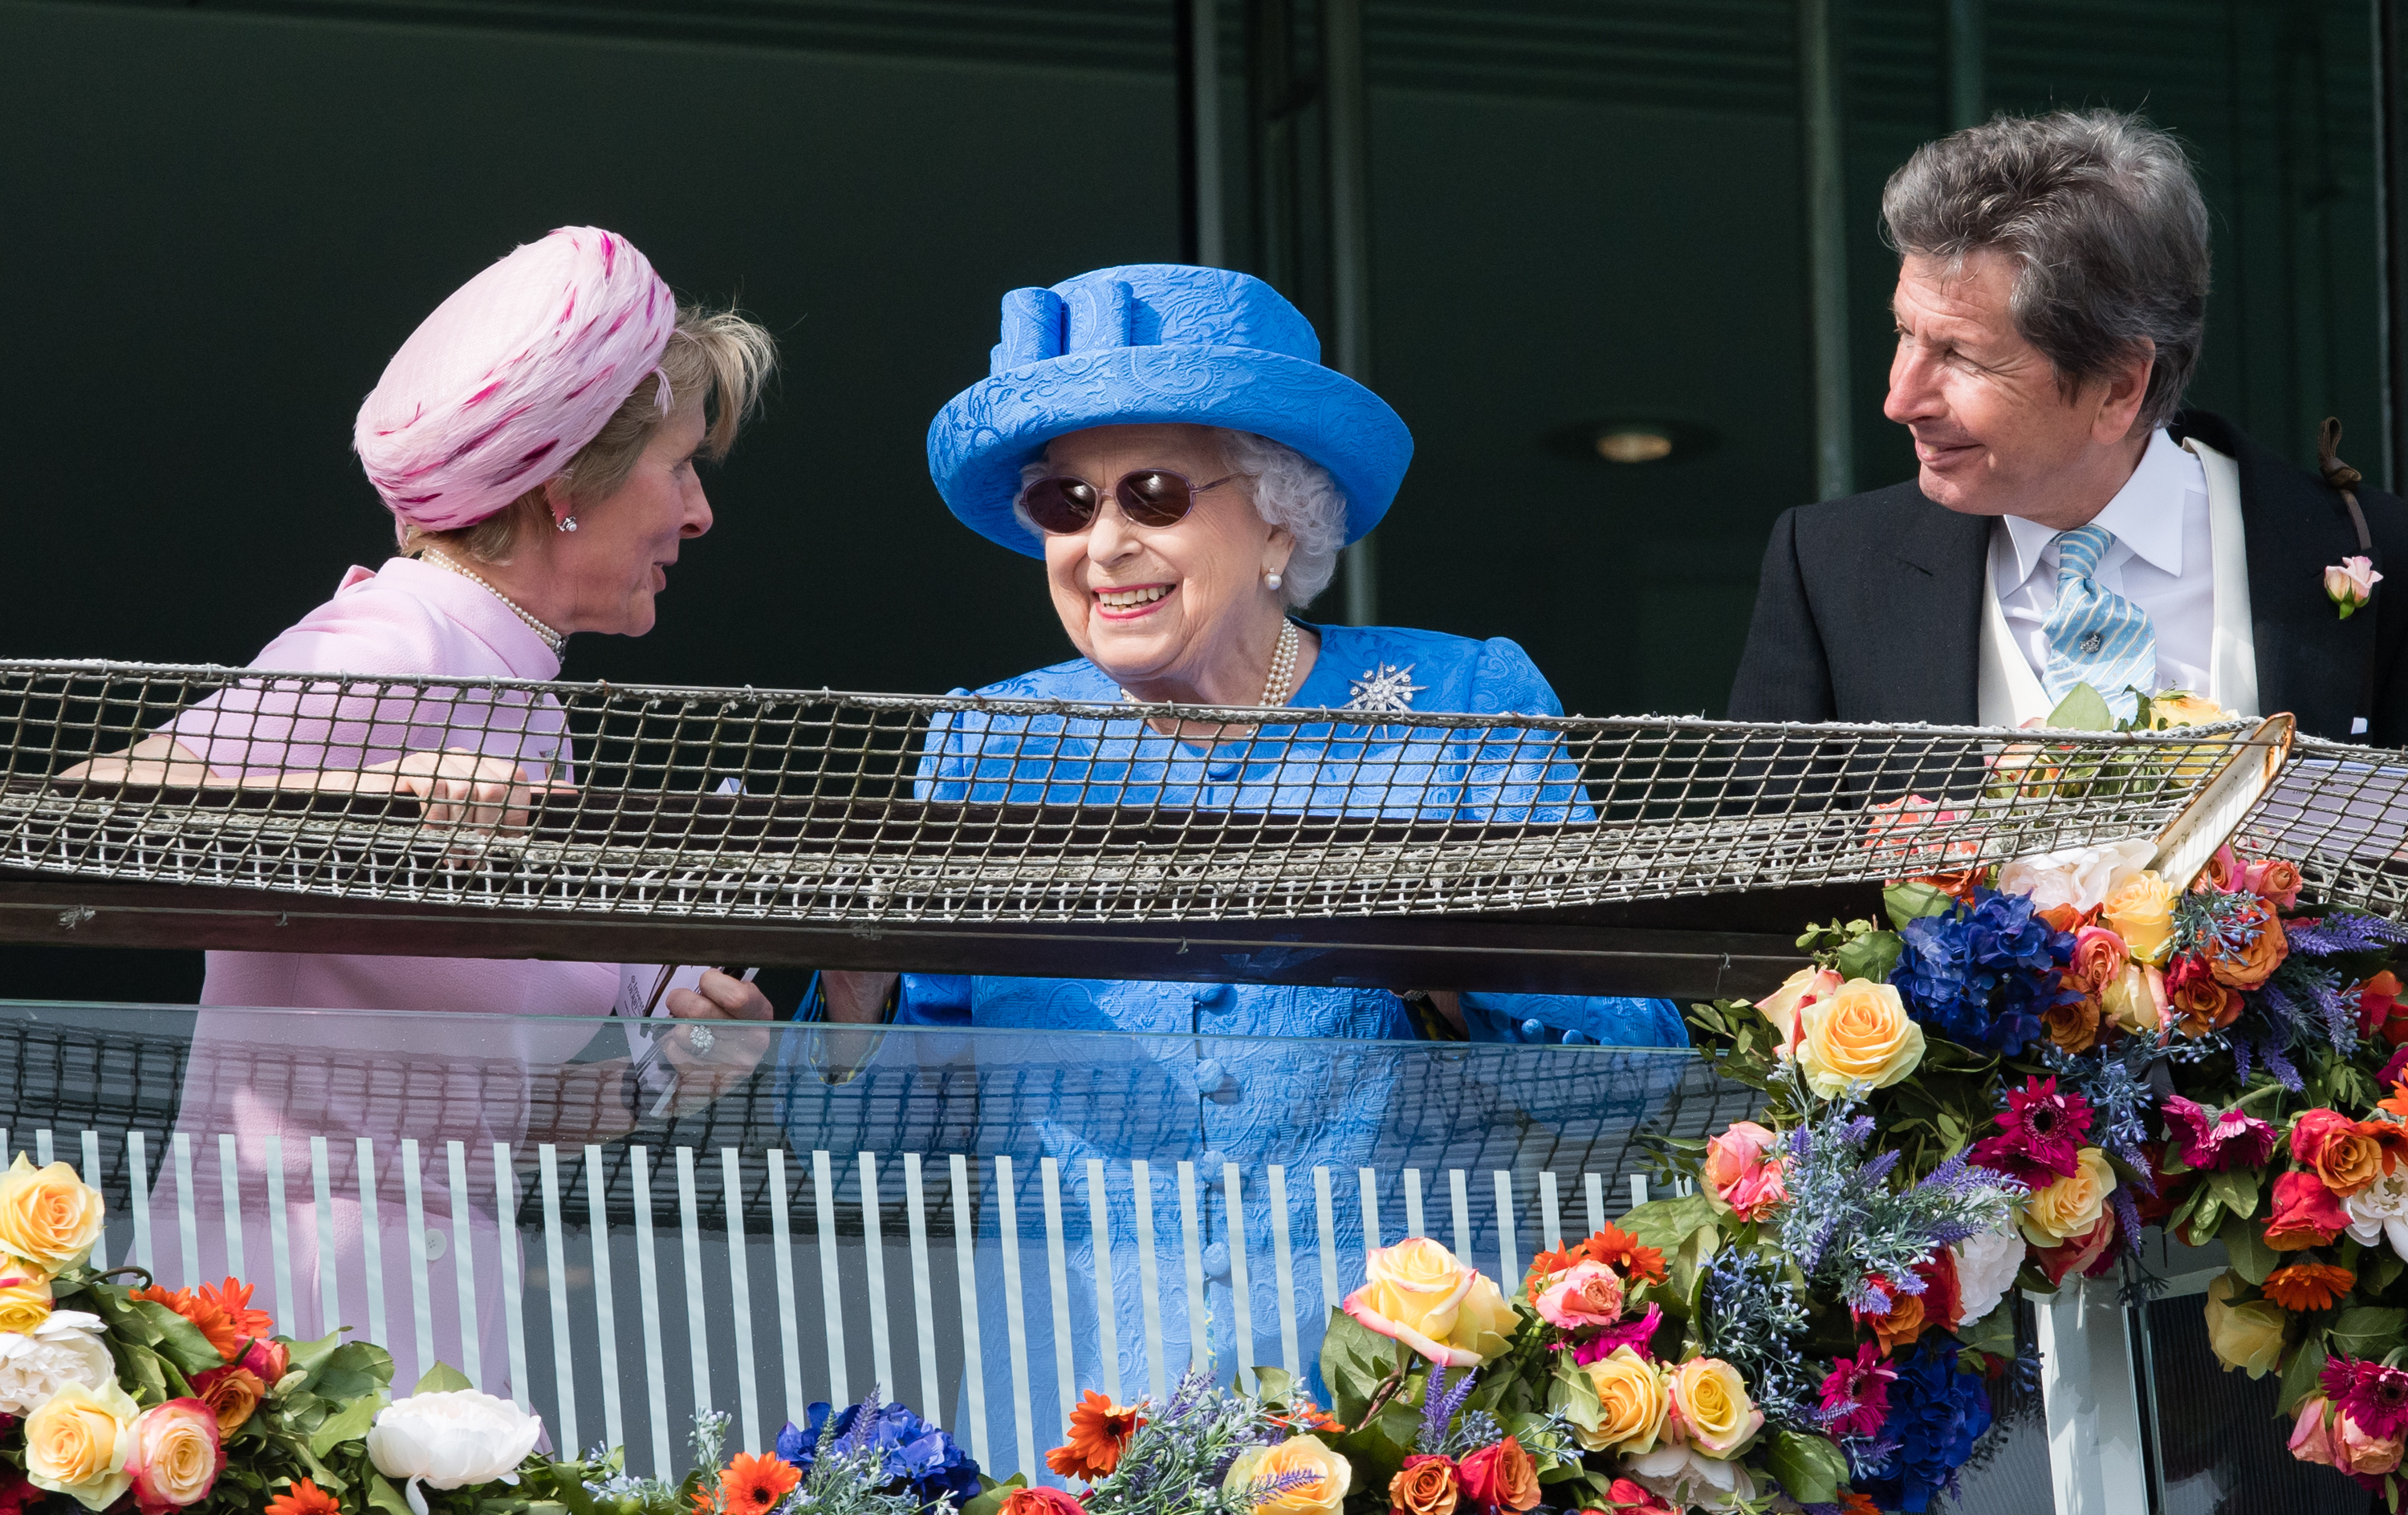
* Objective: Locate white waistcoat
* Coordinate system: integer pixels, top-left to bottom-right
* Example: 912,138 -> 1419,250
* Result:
1977,437 -> 2259,725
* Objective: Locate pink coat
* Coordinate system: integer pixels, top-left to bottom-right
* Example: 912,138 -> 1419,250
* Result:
163,558 -> 634,1403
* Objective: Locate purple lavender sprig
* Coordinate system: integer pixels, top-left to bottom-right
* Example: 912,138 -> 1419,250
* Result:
1415,1368 -> 1477,1456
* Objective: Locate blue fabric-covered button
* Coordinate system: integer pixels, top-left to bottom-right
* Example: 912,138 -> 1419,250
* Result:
1203,1241 -> 1231,1280
1519,1017 -> 1546,1041
1193,982 -> 1235,1010
1197,1150 -> 1231,1186
1561,1030 -> 1590,1045
1194,1058 -> 1227,1095
1206,759 -> 1241,779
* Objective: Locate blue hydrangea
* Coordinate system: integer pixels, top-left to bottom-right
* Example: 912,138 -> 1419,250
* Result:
775,1398 -> 981,1509
1890,888 -> 2075,1056
1859,1343 -> 1992,1513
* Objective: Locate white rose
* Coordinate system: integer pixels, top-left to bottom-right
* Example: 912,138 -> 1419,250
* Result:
1952,1224 -> 2028,1324
1625,1444 -> 1759,1513
368,1391 -> 544,1515
0,1311 -> 116,1415
2348,1168 -> 2408,1261
1996,839 -> 2155,913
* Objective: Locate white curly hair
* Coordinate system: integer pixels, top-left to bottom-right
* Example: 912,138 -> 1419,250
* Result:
1015,427 -> 1348,607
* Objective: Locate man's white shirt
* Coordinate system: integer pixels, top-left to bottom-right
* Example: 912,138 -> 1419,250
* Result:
1976,427 -> 2260,725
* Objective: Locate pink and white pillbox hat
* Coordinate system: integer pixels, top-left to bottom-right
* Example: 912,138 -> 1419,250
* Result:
354,226 -> 676,532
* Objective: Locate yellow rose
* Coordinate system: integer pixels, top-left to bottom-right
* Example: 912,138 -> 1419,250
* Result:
2101,962 -> 2166,1034
1342,1239 -> 1517,1367
1751,966 -> 1841,1055
0,1156 -> 105,1272
1796,980 -> 1926,1099
1666,1357 -> 1764,1458
2019,1147 -> 2115,1245
0,1271 -> 54,1334
2204,1272 -> 2288,1379
1574,1346 -> 1670,1455
25,1379 -> 137,1511
1224,1436 -> 1351,1515
1446,1269 -> 1519,1364
2101,872 -> 2176,965
2146,691 -> 2227,728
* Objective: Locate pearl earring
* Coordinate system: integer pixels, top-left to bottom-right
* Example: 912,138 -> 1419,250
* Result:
1264,571 -> 1283,591
557,515 -> 578,533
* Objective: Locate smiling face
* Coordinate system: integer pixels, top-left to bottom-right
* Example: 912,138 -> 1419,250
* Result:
544,404 -> 713,636
1883,249 -> 2153,528
1036,423 -> 1293,697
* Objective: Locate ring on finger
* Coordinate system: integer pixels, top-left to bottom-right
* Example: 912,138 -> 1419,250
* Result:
686,1022 -> 717,1055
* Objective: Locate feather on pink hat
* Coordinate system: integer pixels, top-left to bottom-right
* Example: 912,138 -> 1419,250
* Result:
355,226 -> 676,532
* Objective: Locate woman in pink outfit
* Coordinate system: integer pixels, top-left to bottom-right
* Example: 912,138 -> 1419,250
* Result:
77,228 -> 779,1403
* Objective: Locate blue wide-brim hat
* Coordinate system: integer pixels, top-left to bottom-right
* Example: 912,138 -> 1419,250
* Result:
928,264 -> 1413,557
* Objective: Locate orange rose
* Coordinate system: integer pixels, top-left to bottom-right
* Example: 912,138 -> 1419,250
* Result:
1455,1438 -> 1539,1513
1864,1289 -> 1926,1356
2209,899 -> 2288,989
2166,958 -> 2243,1038
189,1367 -> 262,1436
1389,1456 -> 1458,1515
2042,993 -> 2102,1053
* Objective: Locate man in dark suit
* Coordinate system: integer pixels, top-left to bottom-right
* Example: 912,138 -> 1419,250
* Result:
1729,109 -> 2408,746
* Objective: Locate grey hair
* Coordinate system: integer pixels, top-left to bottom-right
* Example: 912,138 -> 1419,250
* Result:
1880,108 -> 2211,430
1013,428 -> 1348,607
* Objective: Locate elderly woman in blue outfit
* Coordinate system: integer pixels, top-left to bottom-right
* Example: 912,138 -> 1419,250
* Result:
805,264 -> 1686,1471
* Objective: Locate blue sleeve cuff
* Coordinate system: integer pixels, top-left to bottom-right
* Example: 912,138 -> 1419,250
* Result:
1459,993 -> 1690,1047
895,973 -> 974,1027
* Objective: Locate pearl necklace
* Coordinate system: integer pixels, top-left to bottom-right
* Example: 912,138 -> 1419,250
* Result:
421,548 -> 567,656
1117,619 -> 1300,709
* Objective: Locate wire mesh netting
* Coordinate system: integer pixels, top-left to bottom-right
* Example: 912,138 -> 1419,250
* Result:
0,660 -> 2377,925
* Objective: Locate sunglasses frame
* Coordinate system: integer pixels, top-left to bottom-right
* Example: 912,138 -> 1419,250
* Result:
1019,469 -> 1238,534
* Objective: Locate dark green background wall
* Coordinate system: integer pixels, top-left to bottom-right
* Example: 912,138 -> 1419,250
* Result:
1,0 -> 2387,720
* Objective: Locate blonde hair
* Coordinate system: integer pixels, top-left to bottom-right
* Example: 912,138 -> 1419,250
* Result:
400,303 -> 779,563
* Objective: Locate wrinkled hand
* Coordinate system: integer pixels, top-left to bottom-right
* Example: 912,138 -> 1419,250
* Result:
354,748 -> 560,833
660,969 -> 775,1107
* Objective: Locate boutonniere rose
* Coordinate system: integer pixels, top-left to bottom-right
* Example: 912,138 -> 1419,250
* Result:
2327,556 -> 2383,618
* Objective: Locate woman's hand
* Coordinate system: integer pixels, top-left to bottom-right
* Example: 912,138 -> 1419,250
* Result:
348,748 -> 558,832
660,969 -> 776,1105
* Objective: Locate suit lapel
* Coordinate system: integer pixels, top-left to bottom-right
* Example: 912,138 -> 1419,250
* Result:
1888,500 -> 1991,725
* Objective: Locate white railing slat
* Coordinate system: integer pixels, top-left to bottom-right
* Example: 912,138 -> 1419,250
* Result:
1540,1172 -> 1563,1253
264,1135 -> 293,1338
1222,1164 -> 1254,1395
1449,1169 -> 1471,1261
538,1145 -> 579,1452
309,1137 -> 335,1335
1267,1166 -> 1300,1382
493,1143 -> 532,1414
1404,1168 -> 1426,1241
1630,1175 -> 1649,1208
356,1137 -> 388,1352
447,1143 -> 482,1391
400,1139 -> 435,1380
629,1147 -> 671,1475
79,1131 -> 107,1274
1083,1160 -> 1120,1403
1357,1167 -> 1381,1253
722,1149 -> 760,1456
1130,1159 -> 1166,1406
809,1151 -> 846,1407
766,1151 -> 804,1440
36,1130 -> 52,1166
860,1153 -> 894,1399
585,1146 -> 622,1456
1177,1161 -> 1209,1377
948,1155 -> 988,1468
1492,1171 -> 1519,1290
903,1154 -> 942,1425
1585,1172 -> 1606,1237
1039,1158 -> 1075,1429
130,1131 -> 157,1278
173,1132 -> 200,1290
1312,1167 -> 1339,1326
675,1147 -> 713,1423
218,1134 -> 246,1286
994,1155 -> 1036,1477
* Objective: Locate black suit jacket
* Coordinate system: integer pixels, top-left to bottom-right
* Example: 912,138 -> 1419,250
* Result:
1726,411 -> 2408,745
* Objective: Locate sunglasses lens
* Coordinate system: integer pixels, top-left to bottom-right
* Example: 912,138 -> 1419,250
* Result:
1022,477 -> 1099,534
1117,471 -> 1193,526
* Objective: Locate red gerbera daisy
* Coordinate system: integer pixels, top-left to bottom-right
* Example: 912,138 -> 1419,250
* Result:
1968,1076 -> 2094,1188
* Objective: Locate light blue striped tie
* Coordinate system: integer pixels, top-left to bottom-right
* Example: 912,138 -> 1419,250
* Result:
2041,523 -> 2157,719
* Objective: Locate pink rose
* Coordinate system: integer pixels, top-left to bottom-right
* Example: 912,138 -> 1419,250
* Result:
2238,859 -> 2305,909
238,1338 -> 289,1385
1532,1260 -> 1626,1330
1700,1122 -> 1789,1223
2328,557 -> 2384,617
2068,926 -> 2128,993
2292,1395 -> 2406,1477
1752,968 -> 1841,1056
124,1399 -> 223,1515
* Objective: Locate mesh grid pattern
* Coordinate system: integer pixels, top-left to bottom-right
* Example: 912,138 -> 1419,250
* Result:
0,659 -> 2373,922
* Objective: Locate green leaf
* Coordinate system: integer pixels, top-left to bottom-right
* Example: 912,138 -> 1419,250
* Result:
1882,883 -> 1957,932
1954,1298 -> 2016,1362
2221,1212 -> 2278,1286
128,1300 -> 226,1377
2372,1252 -> 2406,1295
2329,1307 -> 2408,1359
962,1475 -> 1027,1515
2202,1168 -> 2261,1222
368,1475 -> 413,1515
1616,1195 -> 1719,1258
1835,929 -> 1905,985
1766,1429 -> 1849,1506
2047,683 -> 2115,731
414,1362 -> 474,1395
310,1393 -> 384,1459
1318,1306 -> 1402,1428
2281,1336 -> 2331,1416
107,1338 -> 171,1407
284,1331 -> 349,1385
315,1342 -> 397,1402
1548,1351 -> 1604,1443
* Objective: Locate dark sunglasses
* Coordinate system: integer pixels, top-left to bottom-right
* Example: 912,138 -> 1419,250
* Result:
1019,469 -> 1236,534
